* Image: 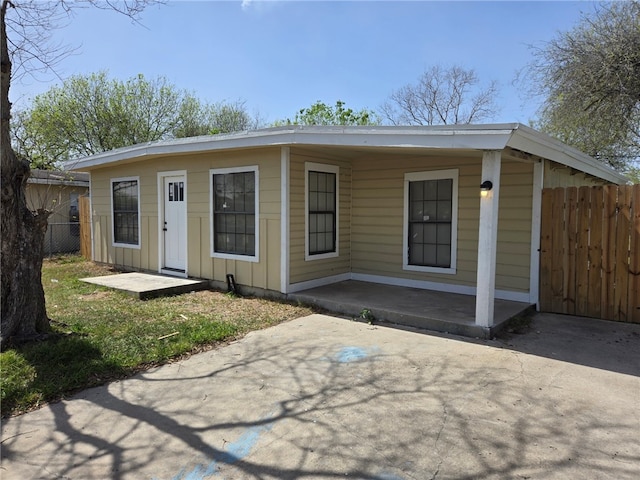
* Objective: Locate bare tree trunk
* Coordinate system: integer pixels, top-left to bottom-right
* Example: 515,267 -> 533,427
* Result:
1,0 -> 50,350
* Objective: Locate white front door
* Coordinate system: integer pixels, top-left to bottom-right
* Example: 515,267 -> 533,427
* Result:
162,175 -> 186,272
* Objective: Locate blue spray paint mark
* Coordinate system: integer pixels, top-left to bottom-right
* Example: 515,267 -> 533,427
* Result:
375,472 -> 407,480
169,416 -> 275,480
214,423 -> 272,465
174,464 -> 209,480
336,346 -> 369,363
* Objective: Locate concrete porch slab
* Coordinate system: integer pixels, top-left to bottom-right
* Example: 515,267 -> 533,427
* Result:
289,280 -> 533,339
80,272 -> 209,300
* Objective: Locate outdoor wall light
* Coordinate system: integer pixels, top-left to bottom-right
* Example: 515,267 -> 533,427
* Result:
480,180 -> 493,197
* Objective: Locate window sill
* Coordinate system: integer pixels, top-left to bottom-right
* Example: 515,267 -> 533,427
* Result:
112,242 -> 141,250
212,252 -> 259,263
402,264 -> 456,275
305,251 -> 339,262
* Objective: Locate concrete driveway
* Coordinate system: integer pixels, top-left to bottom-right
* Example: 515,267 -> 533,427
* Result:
1,313 -> 639,480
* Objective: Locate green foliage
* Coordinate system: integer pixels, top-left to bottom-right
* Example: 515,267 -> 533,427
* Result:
530,1 -> 640,170
11,72 -> 258,166
12,72 -> 182,164
207,101 -> 256,134
10,110 -> 57,170
174,98 -> 256,138
274,100 -> 380,126
172,94 -> 210,138
359,308 -> 375,324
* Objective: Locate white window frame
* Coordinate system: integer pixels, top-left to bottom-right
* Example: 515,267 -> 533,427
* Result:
110,176 -> 141,249
305,162 -> 339,261
209,165 -> 260,263
403,169 -> 458,275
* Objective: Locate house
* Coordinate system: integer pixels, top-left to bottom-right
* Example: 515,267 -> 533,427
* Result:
68,124 -> 627,332
27,169 -> 90,255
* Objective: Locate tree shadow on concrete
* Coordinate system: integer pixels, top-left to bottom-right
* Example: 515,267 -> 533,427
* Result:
493,312 -> 640,377
2,319 -> 639,479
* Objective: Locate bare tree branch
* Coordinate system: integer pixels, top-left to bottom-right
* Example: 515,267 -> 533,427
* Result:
380,65 -> 499,126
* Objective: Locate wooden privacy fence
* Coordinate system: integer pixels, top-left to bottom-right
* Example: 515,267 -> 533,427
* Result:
540,184 -> 640,323
79,195 -> 91,260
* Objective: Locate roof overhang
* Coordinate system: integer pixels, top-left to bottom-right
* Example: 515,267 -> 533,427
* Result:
505,124 -> 627,184
66,123 -> 628,184
27,169 -> 90,187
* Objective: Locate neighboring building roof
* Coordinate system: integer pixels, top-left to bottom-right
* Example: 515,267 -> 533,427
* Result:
66,123 -> 628,185
28,169 -> 90,187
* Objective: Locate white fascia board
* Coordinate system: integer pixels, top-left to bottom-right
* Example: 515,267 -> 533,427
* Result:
507,124 -> 628,185
287,129 -> 514,150
66,124 -> 520,171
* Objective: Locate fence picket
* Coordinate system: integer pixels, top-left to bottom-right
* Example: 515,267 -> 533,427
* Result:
551,188 -> 566,313
614,187 -> 631,321
564,187 -> 578,314
630,185 -> 640,323
539,189 -> 554,312
576,186 -> 591,316
602,186 -> 618,321
587,187 -> 603,319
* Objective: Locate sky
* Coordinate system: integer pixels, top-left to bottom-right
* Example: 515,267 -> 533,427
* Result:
8,0 -> 601,126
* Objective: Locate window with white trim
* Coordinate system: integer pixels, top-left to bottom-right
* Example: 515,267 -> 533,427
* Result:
111,177 -> 140,247
305,163 -> 339,260
403,169 -> 458,274
210,166 -> 259,260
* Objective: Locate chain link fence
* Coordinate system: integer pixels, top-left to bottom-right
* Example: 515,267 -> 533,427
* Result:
44,221 -> 81,256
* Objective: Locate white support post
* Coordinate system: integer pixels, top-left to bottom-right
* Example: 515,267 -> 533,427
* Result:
529,160 -> 544,308
475,151 -> 502,328
280,147 -> 290,294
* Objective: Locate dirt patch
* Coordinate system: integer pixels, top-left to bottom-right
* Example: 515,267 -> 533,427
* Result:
155,290 -> 316,330
78,291 -> 111,301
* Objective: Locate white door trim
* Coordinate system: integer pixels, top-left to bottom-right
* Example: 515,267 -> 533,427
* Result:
158,170 -> 188,278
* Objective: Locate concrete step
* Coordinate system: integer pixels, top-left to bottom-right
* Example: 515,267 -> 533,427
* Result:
81,272 -> 209,300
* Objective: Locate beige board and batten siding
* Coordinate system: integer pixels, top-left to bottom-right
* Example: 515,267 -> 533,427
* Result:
288,149 -> 352,285
350,154 -> 534,295
89,147 -> 282,292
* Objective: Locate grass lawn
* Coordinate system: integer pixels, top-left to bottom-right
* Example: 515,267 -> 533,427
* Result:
0,256 -> 314,417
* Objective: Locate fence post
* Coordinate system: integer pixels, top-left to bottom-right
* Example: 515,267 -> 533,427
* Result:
79,195 -> 92,260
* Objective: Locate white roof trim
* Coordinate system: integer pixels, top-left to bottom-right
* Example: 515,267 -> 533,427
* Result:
66,123 -> 627,184
507,124 -> 627,184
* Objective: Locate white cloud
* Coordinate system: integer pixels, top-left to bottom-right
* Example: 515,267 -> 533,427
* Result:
240,0 -> 285,14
